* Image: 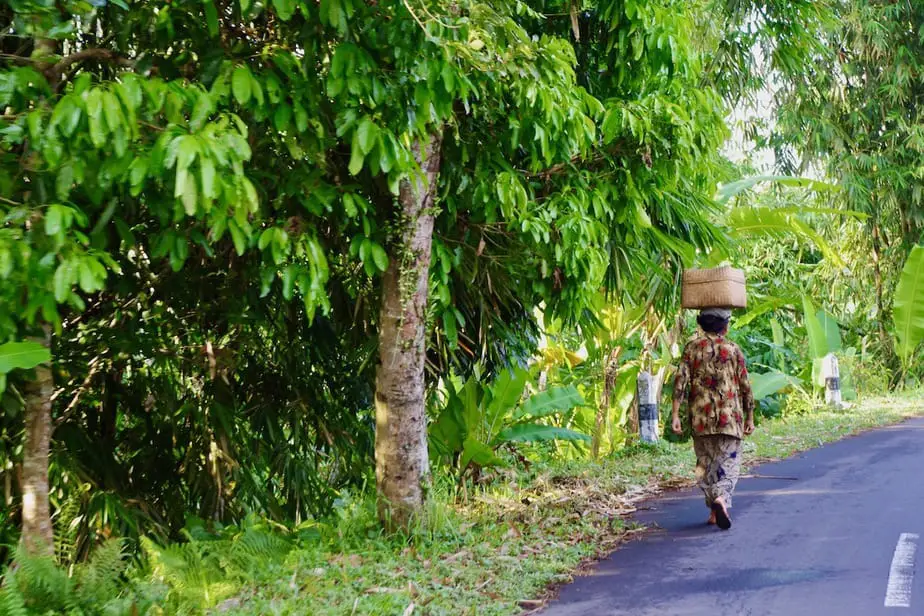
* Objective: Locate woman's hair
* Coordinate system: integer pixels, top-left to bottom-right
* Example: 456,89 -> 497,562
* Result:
697,314 -> 729,334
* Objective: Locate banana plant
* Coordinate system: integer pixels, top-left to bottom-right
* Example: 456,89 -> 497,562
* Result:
802,294 -> 845,389
892,245 -> 924,376
705,174 -> 861,268
429,367 -> 589,473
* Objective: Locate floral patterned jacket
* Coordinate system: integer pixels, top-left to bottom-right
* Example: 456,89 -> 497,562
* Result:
673,332 -> 755,439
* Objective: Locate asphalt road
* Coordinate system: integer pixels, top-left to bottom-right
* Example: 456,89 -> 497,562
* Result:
541,417 -> 924,616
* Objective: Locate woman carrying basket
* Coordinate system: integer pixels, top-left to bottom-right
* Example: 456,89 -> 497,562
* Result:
671,307 -> 755,530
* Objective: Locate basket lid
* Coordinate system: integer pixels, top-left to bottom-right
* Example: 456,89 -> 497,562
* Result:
682,266 -> 745,284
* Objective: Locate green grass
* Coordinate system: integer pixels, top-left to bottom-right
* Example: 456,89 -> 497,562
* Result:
746,392 -> 924,462
211,393 -> 924,615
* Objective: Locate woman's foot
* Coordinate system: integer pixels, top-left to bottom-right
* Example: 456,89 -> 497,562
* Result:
711,498 -> 731,530
707,510 -> 717,525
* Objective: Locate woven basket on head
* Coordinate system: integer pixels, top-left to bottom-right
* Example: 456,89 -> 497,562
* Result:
681,266 -> 747,309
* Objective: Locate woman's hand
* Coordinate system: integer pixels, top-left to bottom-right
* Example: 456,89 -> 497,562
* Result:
672,414 -> 683,435
744,417 -> 755,436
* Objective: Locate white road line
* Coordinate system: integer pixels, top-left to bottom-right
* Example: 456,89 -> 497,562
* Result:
885,533 -> 920,607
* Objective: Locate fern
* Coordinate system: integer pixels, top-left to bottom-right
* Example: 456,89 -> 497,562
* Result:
0,568 -> 29,616
72,539 -> 128,608
53,492 -> 84,567
141,521 -> 293,612
12,549 -> 79,613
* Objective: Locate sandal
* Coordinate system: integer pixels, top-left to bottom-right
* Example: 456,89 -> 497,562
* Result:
711,501 -> 731,530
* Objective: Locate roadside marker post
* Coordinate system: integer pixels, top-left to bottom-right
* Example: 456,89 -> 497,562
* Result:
822,353 -> 843,408
637,371 -> 659,443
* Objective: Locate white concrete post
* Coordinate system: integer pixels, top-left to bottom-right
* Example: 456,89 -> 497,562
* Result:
637,371 -> 659,443
823,353 -> 843,408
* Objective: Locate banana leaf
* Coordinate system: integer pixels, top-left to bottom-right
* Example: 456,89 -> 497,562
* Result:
893,245 -> 924,366
495,424 -> 591,444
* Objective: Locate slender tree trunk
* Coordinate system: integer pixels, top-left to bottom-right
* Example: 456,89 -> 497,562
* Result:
872,222 -> 888,350
20,326 -> 53,557
375,131 -> 443,530
591,346 -> 620,459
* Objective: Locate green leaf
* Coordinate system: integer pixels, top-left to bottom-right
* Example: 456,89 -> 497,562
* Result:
102,91 -> 123,135
484,369 -> 527,439
54,96 -> 82,137
258,229 -> 273,250
0,341 -> 51,374
200,157 -> 217,199
56,163 -> 74,200
370,243 -> 388,272
460,437 -> 505,470
232,66 -> 253,105
191,93 -> 212,129
356,117 -> 377,156
204,0 -> 220,36
348,145 -> 364,176
802,295 -> 827,359
771,318 -> 786,372
812,358 -> 825,388
342,194 -> 358,217
735,296 -> 795,328
129,157 -> 149,196
728,205 -> 847,268
27,110 -> 42,144
228,220 -> 247,255
429,398 -> 465,456
893,245 -> 924,365
715,175 -> 839,205
45,205 -> 63,235
77,257 -> 106,293
176,135 -> 199,171
170,237 -> 189,271
85,89 -> 103,119
635,203 -> 652,228
180,172 -> 198,215
282,265 -> 296,300
53,261 -> 72,302
273,0 -> 296,20
273,104 -> 292,132
241,177 -> 259,211
514,386 -> 583,421
443,310 -> 457,348
293,101 -> 308,132
817,310 -> 842,354
750,371 -> 795,400
250,74 -> 264,106
495,424 -> 591,444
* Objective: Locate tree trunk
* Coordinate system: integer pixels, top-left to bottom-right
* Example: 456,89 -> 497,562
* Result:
20,326 -> 54,557
591,346 -> 620,459
872,222 -> 888,350
375,131 -> 443,530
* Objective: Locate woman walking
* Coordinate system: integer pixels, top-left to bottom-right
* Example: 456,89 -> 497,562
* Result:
671,307 -> 755,530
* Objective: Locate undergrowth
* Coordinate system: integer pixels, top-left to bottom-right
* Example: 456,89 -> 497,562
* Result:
2,393 -> 923,615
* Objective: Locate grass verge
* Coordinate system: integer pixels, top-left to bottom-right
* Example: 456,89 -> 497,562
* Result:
211,393 -> 924,616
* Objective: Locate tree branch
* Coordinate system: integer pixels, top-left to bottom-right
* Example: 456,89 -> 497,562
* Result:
44,49 -> 134,84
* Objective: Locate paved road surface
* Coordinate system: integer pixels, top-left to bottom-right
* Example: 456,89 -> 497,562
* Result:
541,417 -> 924,616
